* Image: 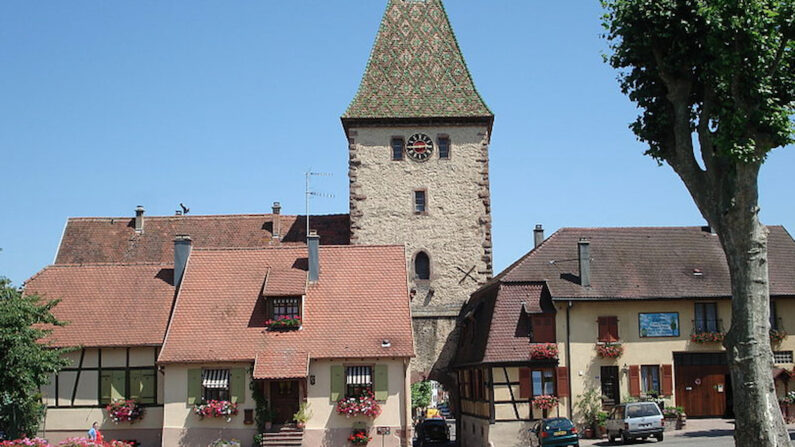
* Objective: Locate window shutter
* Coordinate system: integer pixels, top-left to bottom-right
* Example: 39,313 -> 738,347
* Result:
519,367 -> 531,399
100,371 -> 112,404
374,365 -> 389,401
111,370 -> 126,401
597,317 -> 608,342
629,365 -> 641,397
661,364 -> 673,396
187,368 -> 202,405
230,368 -> 246,404
532,314 -> 556,343
608,317 -> 619,342
330,365 -> 344,403
129,370 -> 142,401
556,367 -> 569,398
140,370 -> 156,404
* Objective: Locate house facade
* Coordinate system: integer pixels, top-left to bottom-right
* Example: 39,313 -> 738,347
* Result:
453,226 -> 795,447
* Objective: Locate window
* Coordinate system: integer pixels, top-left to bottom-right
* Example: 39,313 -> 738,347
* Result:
531,314 -> 556,343
532,370 -> 555,396
640,365 -> 660,394
694,303 -> 718,332
415,251 -> 430,280
202,369 -> 230,401
391,138 -> 404,161
271,297 -> 300,320
773,351 -> 793,364
99,369 -> 156,405
346,366 -> 373,397
438,137 -> 450,159
598,316 -> 619,342
414,190 -> 427,213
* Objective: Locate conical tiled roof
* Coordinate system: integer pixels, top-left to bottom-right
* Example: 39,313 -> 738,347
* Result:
343,0 -> 492,120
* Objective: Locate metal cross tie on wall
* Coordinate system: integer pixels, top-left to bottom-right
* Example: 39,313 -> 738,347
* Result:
457,265 -> 477,284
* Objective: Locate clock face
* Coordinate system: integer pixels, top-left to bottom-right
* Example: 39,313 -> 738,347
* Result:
406,133 -> 434,161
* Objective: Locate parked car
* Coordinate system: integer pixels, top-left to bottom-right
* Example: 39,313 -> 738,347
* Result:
532,417 -> 579,446
415,418 -> 450,446
605,402 -> 665,444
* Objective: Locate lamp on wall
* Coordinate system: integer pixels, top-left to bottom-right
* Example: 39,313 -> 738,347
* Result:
310,375 -> 316,385
622,363 -> 630,374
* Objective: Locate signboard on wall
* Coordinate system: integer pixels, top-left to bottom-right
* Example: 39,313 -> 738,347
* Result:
639,312 -> 680,337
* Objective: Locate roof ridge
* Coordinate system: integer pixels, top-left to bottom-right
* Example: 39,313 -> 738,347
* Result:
67,213 -> 350,221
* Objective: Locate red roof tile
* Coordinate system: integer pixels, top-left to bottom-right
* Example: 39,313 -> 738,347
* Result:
482,284 -> 549,363
55,213 -> 350,265
24,263 -> 175,347
254,349 -> 309,379
263,269 -> 307,296
158,245 -> 414,363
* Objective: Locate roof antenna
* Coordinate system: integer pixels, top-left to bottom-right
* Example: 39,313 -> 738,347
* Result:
179,203 -> 190,215
305,171 -> 334,238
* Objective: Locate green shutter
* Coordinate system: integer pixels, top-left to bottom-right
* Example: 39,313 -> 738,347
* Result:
374,365 -> 388,401
100,371 -> 112,404
140,370 -> 156,404
129,370 -> 143,401
111,370 -> 126,401
187,369 -> 202,405
330,365 -> 344,402
230,368 -> 245,404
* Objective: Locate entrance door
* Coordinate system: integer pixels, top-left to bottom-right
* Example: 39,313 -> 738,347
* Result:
601,366 -> 620,408
270,381 -> 300,424
674,353 -> 729,417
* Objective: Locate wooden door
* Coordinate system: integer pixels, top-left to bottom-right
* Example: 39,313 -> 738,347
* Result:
270,380 -> 299,424
675,365 -> 728,417
600,366 -> 620,408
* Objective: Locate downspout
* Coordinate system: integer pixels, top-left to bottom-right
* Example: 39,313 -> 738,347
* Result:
566,301 -> 574,418
403,358 -> 411,446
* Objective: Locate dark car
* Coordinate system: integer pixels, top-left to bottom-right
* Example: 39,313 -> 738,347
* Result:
416,418 -> 450,446
532,417 -> 579,447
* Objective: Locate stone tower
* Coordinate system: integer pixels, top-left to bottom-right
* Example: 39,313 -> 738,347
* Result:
342,0 -> 493,381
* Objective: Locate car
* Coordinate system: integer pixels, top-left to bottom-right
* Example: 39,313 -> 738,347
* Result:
415,418 -> 450,446
532,417 -> 579,446
605,402 -> 665,444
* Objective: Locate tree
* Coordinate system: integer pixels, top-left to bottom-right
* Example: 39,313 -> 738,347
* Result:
601,1 -> 794,445
411,381 -> 432,411
0,278 -> 71,439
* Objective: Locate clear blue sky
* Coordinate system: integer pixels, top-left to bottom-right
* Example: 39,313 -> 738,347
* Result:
1,1 -> 792,287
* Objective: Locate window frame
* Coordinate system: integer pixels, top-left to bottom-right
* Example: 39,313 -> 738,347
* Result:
414,251 -> 431,281
269,296 -> 301,320
640,365 -> 660,395
201,368 -> 231,402
773,351 -> 793,364
598,316 -> 620,342
390,137 -> 405,161
413,189 -> 427,214
437,135 -> 451,160
694,302 -> 719,333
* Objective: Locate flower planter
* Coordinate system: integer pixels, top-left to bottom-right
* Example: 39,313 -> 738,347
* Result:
532,395 -> 559,411
690,331 -> 725,343
595,342 -> 623,358
529,343 -> 558,360
106,399 -> 144,424
193,400 -> 239,422
266,315 -> 302,330
336,392 -> 382,418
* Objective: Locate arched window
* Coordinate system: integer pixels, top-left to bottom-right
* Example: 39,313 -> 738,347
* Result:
415,251 -> 430,280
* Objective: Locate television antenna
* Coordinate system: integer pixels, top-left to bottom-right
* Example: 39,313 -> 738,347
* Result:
305,171 -> 334,237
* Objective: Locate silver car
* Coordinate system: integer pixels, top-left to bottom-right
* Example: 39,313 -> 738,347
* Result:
605,402 -> 665,444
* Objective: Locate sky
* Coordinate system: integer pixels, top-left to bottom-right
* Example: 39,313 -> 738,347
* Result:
1,1 -> 793,287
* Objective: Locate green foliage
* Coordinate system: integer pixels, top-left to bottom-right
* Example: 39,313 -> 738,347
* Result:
292,402 -> 312,424
0,277 -> 72,439
411,381 -> 432,410
248,373 -> 273,434
574,388 -> 603,429
602,0 -> 794,163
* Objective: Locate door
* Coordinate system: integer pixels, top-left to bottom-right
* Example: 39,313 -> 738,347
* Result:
601,366 -> 620,408
270,380 -> 300,424
674,353 -> 729,417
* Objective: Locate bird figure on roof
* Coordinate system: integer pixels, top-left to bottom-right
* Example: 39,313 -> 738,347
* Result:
180,203 -> 190,215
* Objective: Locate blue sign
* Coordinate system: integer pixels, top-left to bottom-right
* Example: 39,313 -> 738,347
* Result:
639,313 -> 680,337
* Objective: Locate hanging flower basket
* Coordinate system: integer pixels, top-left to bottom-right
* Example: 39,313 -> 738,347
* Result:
530,343 -> 558,360
336,392 -> 382,418
106,399 -> 144,423
266,315 -> 302,330
596,342 -> 624,358
348,428 -> 372,445
690,331 -> 725,343
532,395 -> 559,411
770,329 -> 788,344
194,400 -> 239,422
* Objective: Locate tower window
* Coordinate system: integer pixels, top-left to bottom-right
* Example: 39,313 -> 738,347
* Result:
438,137 -> 450,159
391,138 -> 404,161
415,251 -> 430,280
414,190 -> 426,214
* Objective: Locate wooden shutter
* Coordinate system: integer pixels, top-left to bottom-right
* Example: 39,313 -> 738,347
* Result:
519,367 -> 531,399
187,368 -> 202,404
629,365 -> 641,397
556,367 -> 569,398
129,370 -> 143,401
140,370 -> 156,404
330,365 -> 344,402
532,314 -> 556,343
100,371 -> 112,404
661,364 -> 673,396
598,317 -> 618,342
374,365 -> 388,401
230,368 -> 246,404
111,370 -> 126,401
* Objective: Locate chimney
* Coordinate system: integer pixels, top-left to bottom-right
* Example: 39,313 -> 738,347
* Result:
533,224 -> 544,248
272,202 -> 282,240
134,205 -> 145,233
578,238 -> 591,287
308,229 -> 320,282
174,235 -> 192,287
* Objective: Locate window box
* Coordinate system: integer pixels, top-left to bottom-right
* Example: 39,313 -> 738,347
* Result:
690,331 -> 725,343
532,394 -> 559,410
193,400 -> 239,422
106,399 -> 144,423
596,342 -> 624,359
770,329 -> 788,344
530,343 -> 558,360
335,391 -> 382,418
348,428 -> 372,445
266,315 -> 302,330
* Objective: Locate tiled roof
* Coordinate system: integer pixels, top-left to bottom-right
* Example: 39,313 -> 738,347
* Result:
55,213 -> 350,265
24,263 -> 175,347
343,0 -> 492,120
158,245 -> 414,363
254,349 -> 309,379
263,268 -> 307,296
497,226 -> 795,300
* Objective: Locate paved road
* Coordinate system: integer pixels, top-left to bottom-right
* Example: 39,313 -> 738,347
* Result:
584,429 -> 795,447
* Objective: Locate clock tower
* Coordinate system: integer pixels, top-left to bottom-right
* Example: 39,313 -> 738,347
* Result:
342,0 -> 494,380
